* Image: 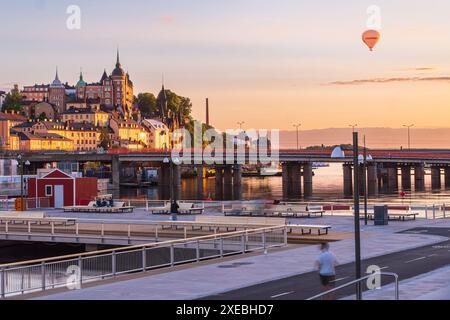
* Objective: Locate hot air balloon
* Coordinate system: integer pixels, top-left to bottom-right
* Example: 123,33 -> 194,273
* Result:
362,29 -> 381,51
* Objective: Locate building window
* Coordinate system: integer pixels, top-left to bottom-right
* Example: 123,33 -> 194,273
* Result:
45,185 -> 53,196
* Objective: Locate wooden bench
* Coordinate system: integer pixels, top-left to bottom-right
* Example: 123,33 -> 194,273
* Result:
0,211 -> 47,219
225,204 -> 325,218
149,202 -> 205,215
148,203 -> 170,214
63,201 -> 134,213
286,224 -> 332,235
159,216 -> 287,232
360,211 -> 419,221
0,216 -> 77,226
178,202 -> 205,215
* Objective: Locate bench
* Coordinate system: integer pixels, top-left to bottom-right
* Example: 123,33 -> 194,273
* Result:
159,216 -> 287,232
286,224 -> 332,235
149,202 -> 205,215
224,204 -> 325,218
0,216 -> 77,226
63,201 -> 134,213
178,202 -> 205,215
148,202 -> 170,214
360,211 -> 419,221
0,211 -> 47,219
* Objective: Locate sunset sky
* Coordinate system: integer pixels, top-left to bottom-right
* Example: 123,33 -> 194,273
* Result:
2,0 -> 450,131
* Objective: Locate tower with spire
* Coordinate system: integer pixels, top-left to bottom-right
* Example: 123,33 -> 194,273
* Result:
73,50 -> 134,115
48,67 -> 66,113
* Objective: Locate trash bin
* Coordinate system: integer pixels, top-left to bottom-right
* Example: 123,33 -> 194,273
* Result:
374,205 -> 388,226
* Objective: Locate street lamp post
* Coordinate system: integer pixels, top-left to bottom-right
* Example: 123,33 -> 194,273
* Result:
349,124 -> 358,133
164,156 -> 180,221
403,124 -> 414,150
353,132 -> 362,300
237,121 -> 245,130
17,155 -> 30,211
293,123 -> 302,150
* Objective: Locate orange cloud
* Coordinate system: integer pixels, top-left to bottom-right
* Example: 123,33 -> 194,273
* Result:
328,76 -> 450,85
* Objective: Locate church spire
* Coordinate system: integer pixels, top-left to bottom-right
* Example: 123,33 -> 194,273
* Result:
55,67 -> 60,82
116,48 -> 121,68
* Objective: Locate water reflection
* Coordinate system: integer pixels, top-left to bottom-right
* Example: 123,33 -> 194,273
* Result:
119,163 -> 450,203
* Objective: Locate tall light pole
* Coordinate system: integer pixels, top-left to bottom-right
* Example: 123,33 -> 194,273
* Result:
349,124 -> 358,133
17,155 -> 30,211
403,124 -> 414,150
237,121 -> 245,130
293,123 -> 302,150
353,132 -> 362,300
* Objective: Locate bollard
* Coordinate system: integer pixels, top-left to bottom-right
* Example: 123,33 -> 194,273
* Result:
433,204 -> 436,220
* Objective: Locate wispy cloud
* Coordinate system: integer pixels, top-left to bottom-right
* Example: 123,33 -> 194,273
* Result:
328,76 -> 450,85
160,15 -> 176,24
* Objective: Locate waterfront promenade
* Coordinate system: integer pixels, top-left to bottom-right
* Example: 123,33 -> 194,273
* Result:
23,213 -> 450,300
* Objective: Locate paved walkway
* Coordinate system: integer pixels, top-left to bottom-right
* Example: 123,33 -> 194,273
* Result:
34,217 -> 450,300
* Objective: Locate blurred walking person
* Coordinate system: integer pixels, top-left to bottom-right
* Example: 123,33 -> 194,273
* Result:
315,242 -> 338,300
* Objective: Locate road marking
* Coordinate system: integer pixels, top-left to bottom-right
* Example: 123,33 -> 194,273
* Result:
428,254 -> 438,257
270,291 -> 294,299
331,277 -> 349,283
379,266 -> 389,270
405,256 -> 427,264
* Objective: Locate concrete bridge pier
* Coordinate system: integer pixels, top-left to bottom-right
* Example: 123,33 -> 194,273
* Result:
233,165 -> 243,200
401,166 -> 412,190
172,164 -> 182,200
215,166 -> 224,200
282,163 -> 291,199
414,165 -> 425,191
223,166 -> 233,200
343,164 -> 353,197
445,167 -> 450,189
387,166 -> 398,192
367,163 -> 378,196
196,165 -> 204,200
158,163 -> 171,200
111,155 -> 121,190
303,163 -> 313,198
290,163 -> 302,199
431,166 -> 442,190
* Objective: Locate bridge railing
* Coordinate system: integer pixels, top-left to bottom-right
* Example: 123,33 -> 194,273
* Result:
0,225 -> 287,298
307,272 -> 399,300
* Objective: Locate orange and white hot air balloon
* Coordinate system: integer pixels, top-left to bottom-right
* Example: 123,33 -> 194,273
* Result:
362,29 -> 381,51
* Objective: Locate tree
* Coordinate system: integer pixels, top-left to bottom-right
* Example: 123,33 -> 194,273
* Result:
2,85 -> 23,112
134,93 -> 156,117
98,128 -> 111,150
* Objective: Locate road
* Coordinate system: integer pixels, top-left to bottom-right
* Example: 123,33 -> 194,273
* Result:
202,227 -> 450,300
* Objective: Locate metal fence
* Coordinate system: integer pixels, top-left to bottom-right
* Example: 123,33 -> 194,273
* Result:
307,272 -> 399,300
0,226 -> 287,298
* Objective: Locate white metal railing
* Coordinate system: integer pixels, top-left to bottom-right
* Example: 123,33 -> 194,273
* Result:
219,200 -> 449,219
0,225 -> 287,298
307,272 -> 399,300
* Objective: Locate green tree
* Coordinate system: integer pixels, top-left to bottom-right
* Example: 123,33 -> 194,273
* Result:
98,128 -> 111,150
2,85 -> 23,112
134,93 -> 156,117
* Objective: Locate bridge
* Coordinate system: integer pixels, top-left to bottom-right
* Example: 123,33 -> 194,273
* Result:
3,148 -> 450,199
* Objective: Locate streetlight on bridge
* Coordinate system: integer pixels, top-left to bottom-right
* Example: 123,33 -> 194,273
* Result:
349,124 -> 358,133
293,123 -> 302,150
237,121 -> 245,130
403,124 -> 414,150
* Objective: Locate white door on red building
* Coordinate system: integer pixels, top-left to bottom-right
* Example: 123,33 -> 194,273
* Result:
54,185 -> 64,208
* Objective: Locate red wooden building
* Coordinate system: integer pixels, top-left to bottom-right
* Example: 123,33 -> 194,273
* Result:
28,169 -> 98,208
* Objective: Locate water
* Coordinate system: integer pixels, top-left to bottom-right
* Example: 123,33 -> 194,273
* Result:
120,163 -> 450,204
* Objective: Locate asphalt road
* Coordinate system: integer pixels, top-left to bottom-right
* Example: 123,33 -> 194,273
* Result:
202,227 -> 450,300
